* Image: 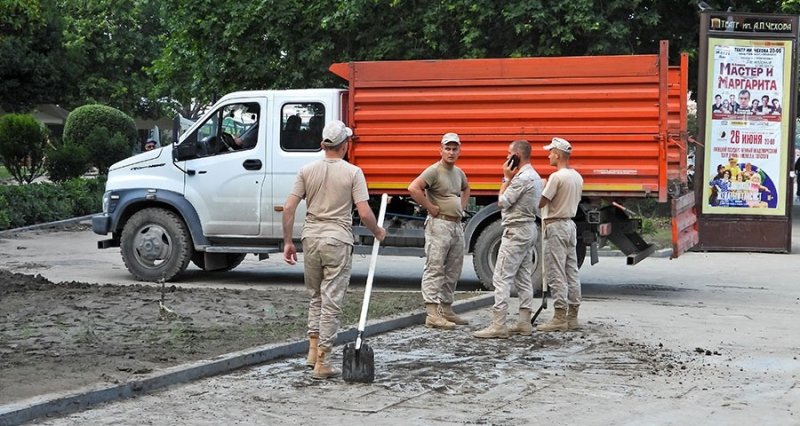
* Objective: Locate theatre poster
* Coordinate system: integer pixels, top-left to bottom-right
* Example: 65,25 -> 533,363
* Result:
702,37 -> 792,216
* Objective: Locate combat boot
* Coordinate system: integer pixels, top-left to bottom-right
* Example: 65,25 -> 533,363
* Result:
472,309 -> 509,339
508,308 -> 533,336
536,307 -> 568,332
425,303 -> 456,330
312,346 -> 340,380
567,304 -> 580,330
440,303 -> 469,325
306,332 -> 319,368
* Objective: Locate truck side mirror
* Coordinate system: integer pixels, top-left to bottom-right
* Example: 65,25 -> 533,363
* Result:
173,141 -> 197,161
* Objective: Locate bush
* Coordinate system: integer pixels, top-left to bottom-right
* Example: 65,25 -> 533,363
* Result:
0,114 -> 48,184
0,177 -> 105,230
84,127 -> 133,175
46,141 -> 90,183
0,193 -> 9,229
63,104 -> 137,175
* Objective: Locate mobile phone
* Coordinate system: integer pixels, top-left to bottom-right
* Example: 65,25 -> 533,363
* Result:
507,154 -> 520,169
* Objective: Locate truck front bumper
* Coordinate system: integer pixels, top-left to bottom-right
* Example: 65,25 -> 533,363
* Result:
92,214 -> 112,235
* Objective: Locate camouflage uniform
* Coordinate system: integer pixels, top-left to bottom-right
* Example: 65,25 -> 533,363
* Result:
492,164 -> 543,312
290,158 -> 369,349
418,161 -> 469,305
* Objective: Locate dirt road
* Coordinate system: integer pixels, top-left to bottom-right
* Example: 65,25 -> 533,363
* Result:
4,211 -> 800,424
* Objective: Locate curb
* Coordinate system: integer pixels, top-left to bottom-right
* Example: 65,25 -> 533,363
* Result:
0,293 -> 494,425
0,214 -> 96,237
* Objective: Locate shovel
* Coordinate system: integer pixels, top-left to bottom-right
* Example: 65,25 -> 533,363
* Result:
342,193 -> 388,383
531,221 -> 548,325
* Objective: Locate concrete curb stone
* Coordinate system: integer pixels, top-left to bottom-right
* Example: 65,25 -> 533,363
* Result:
0,214 -> 95,237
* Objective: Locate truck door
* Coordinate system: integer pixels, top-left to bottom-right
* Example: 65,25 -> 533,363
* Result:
181,100 -> 267,236
268,98 -> 331,237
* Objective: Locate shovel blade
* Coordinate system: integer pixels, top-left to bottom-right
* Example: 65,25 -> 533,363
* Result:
342,341 -> 374,383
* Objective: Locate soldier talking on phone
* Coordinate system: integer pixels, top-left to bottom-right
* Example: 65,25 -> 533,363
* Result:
473,140 -> 543,338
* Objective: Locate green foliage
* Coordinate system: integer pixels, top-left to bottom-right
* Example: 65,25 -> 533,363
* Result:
57,0 -> 164,117
0,114 -> 48,184
46,141 -> 90,183
5,0 -> 796,122
63,104 -> 137,174
0,177 -> 105,230
85,128 -> 132,175
0,0 -> 77,112
0,192 -> 9,229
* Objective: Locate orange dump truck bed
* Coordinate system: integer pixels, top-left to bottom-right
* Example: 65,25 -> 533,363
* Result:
330,41 -> 688,202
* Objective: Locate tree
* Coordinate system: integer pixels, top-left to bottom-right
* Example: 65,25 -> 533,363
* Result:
58,0 -> 165,118
0,114 -> 49,184
0,0 -> 77,113
63,104 -> 137,175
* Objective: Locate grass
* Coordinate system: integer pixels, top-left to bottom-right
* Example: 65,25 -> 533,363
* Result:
0,165 -> 10,180
643,217 -> 673,250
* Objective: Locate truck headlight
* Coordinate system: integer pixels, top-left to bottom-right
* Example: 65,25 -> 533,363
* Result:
102,191 -> 120,214
102,191 -> 111,213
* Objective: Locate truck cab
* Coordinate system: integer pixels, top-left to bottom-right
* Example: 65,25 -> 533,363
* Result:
93,89 -> 346,281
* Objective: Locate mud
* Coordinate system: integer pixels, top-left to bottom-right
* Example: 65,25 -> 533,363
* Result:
0,270 -> 422,404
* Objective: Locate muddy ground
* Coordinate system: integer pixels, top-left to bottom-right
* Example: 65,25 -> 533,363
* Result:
0,270 -> 423,404
3,223 -> 800,423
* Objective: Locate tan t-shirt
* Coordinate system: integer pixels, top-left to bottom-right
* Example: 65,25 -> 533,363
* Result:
419,161 -> 469,217
541,168 -> 583,219
290,158 -> 369,244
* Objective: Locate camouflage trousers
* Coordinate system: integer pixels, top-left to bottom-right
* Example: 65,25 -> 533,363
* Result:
492,222 -> 537,312
421,217 -> 464,305
543,220 -> 581,310
302,237 -> 352,349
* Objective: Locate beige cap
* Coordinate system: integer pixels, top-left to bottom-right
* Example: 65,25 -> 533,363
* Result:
441,132 -> 461,145
322,120 -> 353,146
543,137 -> 572,153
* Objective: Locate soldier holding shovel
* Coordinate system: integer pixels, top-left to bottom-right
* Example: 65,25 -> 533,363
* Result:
282,120 -> 386,379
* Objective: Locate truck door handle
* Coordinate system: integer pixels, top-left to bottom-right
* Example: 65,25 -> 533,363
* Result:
242,159 -> 262,170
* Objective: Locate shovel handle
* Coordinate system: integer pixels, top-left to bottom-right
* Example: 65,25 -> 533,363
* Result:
356,193 -> 388,349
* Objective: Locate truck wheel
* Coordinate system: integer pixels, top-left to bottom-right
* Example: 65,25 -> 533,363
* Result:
473,221 -> 502,291
473,221 -> 543,295
120,208 -> 193,282
191,253 -> 247,272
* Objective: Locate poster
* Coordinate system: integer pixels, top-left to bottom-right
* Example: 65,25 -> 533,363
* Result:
703,38 -> 792,215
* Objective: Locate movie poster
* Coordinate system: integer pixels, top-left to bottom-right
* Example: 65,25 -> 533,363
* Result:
703,38 -> 792,216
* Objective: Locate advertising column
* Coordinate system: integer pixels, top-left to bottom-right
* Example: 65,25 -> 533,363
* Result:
698,13 -> 798,252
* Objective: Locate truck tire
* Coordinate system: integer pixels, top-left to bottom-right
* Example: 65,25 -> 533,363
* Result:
473,221 -> 543,295
120,208 -> 193,282
191,253 -> 247,272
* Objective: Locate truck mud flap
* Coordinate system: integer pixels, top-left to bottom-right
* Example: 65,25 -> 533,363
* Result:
670,192 -> 699,259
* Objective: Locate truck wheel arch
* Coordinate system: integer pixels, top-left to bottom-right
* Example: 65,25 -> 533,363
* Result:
109,189 -> 208,248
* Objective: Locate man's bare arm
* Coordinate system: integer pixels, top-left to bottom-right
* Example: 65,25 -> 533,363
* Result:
461,186 -> 471,211
355,200 -> 386,242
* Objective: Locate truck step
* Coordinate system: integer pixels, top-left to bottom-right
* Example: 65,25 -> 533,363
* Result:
202,246 -> 280,254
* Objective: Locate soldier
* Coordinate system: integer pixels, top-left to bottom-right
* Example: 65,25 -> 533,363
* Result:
537,137 -> 584,332
473,140 -> 543,338
282,120 -> 386,379
408,132 -> 470,329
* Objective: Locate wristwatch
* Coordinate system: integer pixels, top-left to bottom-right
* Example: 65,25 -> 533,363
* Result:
501,177 -> 508,183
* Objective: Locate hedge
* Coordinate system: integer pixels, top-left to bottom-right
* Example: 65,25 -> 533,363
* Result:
0,177 -> 105,230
